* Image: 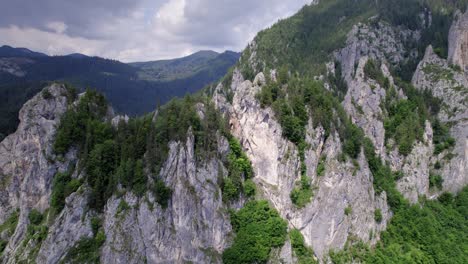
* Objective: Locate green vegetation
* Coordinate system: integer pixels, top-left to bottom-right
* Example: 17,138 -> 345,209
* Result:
364,59 -> 387,88
53,89 -> 109,155
246,0 -> 377,77
259,77 -> 364,158
116,199 -> 131,215
290,229 -> 317,264
374,209 -> 383,223
222,201 -> 287,263
54,88 -> 250,211
344,206 -> 352,216
24,209 -> 49,259
363,138 -> 406,210
243,179 -> 256,198
0,240 -> 6,255
423,64 -> 455,82
62,214 -> 105,263
258,75 -> 364,207
90,217 -> 102,236
290,175 -> 313,208
0,210 -> 19,236
222,137 -> 254,202
62,232 -> 106,263
316,155 -> 326,177
41,88 -> 53,100
0,210 -> 19,254
152,180 -> 172,209
429,174 -> 444,190
51,166 -> 81,214
383,78 -> 453,156
28,209 -> 44,226
384,100 -> 426,155
432,119 -> 456,154
329,187 -> 468,263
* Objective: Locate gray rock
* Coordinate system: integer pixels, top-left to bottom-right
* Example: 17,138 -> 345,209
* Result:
100,130 -> 232,263
0,84 -> 71,261
214,70 -> 390,259
412,46 -> 468,194
448,10 -> 468,70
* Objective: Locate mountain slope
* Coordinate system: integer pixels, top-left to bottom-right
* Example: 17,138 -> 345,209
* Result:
0,0 -> 467,263
0,45 -> 47,58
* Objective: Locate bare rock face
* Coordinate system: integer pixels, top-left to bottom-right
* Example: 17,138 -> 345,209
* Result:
214,70 -> 390,258
412,46 -> 468,193
337,21 -> 440,203
0,84 -> 71,261
392,122 -> 434,203
100,131 -> 231,264
36,191 -> 93,264
336,21 -> 419,83
343,56 -> 387,156
448,10 -> 468,70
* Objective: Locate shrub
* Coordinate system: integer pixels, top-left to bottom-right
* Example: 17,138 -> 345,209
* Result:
374,209 -> 383,223
243,179 -> 256,198
316,156 -> 326,177
0,240 -> 7,253
28,209 -> 44,225
222,137 -> 254,202
51,168 -> 81,213
222,178 -> 239,202
222,201 -> 287,263
344,206 -> 352,216
291,175 -> 313,208
290,229 -> 317,264
116,199 -> 130,215
153,180 -> 172,209
0,210 -> 19,236
364,59 -> 386,87
63,233 -> 106,263
429,174 -> 443,190
90,217 -> 102,236
42,88 -> 53,100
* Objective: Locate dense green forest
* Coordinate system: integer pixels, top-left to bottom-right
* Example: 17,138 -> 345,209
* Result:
233,0 -> 467,82
329,187 -> 468,263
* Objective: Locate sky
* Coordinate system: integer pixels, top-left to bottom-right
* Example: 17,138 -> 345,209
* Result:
0,0 -> 311,62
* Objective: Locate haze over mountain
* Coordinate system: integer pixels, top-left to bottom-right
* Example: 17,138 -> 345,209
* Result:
0,0 -> 467,263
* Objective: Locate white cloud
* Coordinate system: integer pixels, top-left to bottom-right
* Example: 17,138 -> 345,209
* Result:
0,0 -> 312,62
46,21 -> 67,34
0,25 -> 106,56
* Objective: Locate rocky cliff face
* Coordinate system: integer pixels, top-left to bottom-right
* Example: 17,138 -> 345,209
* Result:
213,70 -> 390,258
0,85 -> 232,263
0,84 -> 74,262
448,10 -> 468,71
99,132 -> 231,264
412,45 -> 468,193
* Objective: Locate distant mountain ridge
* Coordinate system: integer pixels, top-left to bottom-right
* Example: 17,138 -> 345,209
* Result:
0,46 -> 239,140
130,50 -> 239,82
0,45 -> 48,58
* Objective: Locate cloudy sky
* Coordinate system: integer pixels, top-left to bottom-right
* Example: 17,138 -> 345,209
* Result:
0,0 -> 311,62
